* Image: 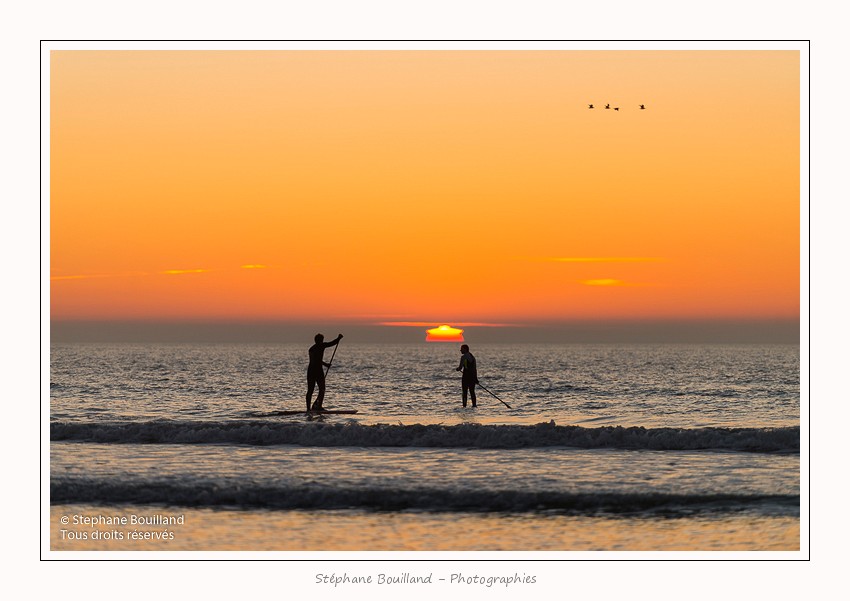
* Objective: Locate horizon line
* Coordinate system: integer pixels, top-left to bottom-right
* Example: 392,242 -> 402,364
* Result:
49,317 -> 801,344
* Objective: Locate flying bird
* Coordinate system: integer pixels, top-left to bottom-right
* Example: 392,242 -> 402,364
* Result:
614,107 -> 619,111
605,103 -> 610,109
640,104 -> 646,110
588,104 -> 594,109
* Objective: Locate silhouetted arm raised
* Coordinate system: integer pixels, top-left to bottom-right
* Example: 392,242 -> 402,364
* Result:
323,333 -> 344,348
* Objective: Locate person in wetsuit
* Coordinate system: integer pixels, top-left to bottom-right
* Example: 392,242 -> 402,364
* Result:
306,333 -> 343,411
455,344 -> 478,408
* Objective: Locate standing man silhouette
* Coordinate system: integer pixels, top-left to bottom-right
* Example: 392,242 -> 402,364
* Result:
306,333 -> 343,411
456,344 -> 478,408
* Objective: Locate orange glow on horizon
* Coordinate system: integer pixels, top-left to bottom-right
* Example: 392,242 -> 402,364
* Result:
426,325 -> 465,342
50,50 -> 800,323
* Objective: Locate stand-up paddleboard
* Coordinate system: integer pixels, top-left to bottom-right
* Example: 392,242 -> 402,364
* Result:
281,409 -> 358,416
244,409 -> 359,417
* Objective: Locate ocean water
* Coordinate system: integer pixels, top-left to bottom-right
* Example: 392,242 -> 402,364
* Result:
49,342 -> 801,552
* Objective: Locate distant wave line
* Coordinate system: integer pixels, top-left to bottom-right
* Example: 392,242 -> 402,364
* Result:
50,478 -> 800,516
50,421 -> 800,453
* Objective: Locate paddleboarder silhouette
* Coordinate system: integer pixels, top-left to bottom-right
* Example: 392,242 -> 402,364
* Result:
456,344 -> 479,408
306,333 -> 343,411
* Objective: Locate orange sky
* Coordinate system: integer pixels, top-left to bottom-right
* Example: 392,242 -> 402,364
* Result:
50,50 -> 800,324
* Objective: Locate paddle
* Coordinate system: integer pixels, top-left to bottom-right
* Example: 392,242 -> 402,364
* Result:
324,335 -> 342,377
477,382 -> 512,409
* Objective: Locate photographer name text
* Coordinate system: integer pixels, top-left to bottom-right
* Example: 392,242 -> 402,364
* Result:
316,572 -> 537,588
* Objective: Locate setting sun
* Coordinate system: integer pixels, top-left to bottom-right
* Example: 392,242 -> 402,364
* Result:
425,325 -> 465,342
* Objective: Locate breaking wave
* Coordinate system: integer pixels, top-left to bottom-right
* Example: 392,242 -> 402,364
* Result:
50,420 -> 800,453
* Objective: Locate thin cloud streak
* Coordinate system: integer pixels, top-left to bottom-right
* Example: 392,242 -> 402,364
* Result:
378,321 -> 517,327
582,279 -> 626,286
580,279 -> 654,287
51,272 -> 150,281
52,265 -> 270,281
160,269 -> 212,275
545,257 -> 663,263
51,274 -> 113,281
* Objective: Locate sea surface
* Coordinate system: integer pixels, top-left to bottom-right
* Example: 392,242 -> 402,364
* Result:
49,342 -> 801,552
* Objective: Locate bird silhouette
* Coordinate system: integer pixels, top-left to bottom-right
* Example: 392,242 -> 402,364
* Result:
614,107 -> 619,111
605,103 -> 610,109
639,104 -> 646,110
588,104 -> 594,109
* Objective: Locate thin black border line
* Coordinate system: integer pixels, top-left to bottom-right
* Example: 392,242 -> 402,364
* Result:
41,39 -> 811,562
